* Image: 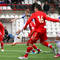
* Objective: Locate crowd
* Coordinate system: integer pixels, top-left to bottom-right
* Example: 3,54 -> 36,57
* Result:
0,0 -> 59,14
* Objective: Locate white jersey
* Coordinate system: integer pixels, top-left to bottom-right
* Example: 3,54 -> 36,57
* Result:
20,14 -> 29,30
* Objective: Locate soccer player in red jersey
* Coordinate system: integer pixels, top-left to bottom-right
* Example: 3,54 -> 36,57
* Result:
28,21 -> 41,54
18,4 -> 60,59
0,22 -> 4,52
28,21 -> 35,38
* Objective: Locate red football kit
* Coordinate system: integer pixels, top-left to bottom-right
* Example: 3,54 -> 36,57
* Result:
28,21 -> 36,37
24,11 -> 59,44
29,21 -> 35,32
0,22 -> 4,41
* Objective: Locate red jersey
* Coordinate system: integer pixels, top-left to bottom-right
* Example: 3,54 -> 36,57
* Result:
29,21 -> 36,32
0,22 -> 4,36
24,11 -> 59,32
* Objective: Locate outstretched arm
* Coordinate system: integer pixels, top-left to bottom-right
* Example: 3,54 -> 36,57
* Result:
10,18 -> 18,22
44,13 -> 60,22
11,14 -> 26,22
24,14 -> 34,30
16,14 -> 34,34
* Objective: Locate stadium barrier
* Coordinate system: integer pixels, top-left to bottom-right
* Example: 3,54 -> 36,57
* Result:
0,4 -> 32,10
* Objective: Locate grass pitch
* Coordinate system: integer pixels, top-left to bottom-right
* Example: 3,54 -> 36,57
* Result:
0,43 -> 60,60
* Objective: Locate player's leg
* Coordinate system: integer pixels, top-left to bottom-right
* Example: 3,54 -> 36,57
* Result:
28,31 -> 41,54
0,34 -> 4,52
18,32 -> 39,59
32,44 -> 41,54
18,38 -> 34,59
54,41 -> 60,58
12,34 -> 18,46
32,32 -> 41,54
42,41 -> 53,49
1,41 -> 4,52
40,31 -> 56,54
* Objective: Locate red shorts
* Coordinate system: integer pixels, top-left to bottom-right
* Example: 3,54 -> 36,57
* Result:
0,32 -> 3,41
27,29 -> 47,44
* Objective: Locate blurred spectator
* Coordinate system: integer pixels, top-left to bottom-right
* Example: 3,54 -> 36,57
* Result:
7,34 -> 14,43
3,26 -> 8,42
0,0 -> 5,4
4,0 -> 11,4
8,0 -> 12,3
58,4 -> 60,14
37,0 -> 41,5
43,1 -> 50,14
45,0 -> 51,3
3,26 -> 14,43
11,0 -> 24,4
4,26 -> 8,38
12,0 -> 18,4
19,0 -> 24,4
4,0 -> 24,4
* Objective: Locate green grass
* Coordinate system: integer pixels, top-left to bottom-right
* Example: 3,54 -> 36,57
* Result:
0,43 -> 60,60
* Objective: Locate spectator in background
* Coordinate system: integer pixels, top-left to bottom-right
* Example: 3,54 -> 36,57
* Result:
11,0 -> 24,4
0,0 -> 5,4
7,34 -> 14,43
19,0 -> 24,4
12,0 -> 18,4
4,0 -> 11,4
58,4 -> 60,14
43,1 -> 50,14
3,26 -> 8,42
4,26 -> 8,36
3,26 -> 14,43
48,0 -> 51,3
37,0 -> 41,5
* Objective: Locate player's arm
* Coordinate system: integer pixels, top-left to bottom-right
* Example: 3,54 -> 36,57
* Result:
16,14 -> 34,34
11,18 -> 18,22
31,21 -> 36,27
16,17 -> 33,35
11,14 -> 26,22
44,13 -> 60,22
24,14 -> 34,30
16,29 -> 21,35
29,23 -> 32,31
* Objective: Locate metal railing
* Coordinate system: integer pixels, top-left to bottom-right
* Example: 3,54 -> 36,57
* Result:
0,4 -> 32,10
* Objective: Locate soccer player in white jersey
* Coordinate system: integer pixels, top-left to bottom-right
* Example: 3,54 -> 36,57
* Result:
12,7 -> 30,46
54,32 -> 60,58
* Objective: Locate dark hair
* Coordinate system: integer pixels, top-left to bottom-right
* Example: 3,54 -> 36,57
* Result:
34,4 -> 42,11
31,3 -> 42,12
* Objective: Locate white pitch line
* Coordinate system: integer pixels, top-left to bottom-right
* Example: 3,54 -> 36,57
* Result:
0,56 -> 53,58
4,50 -> 50,52
5,50 -> 25,51
0,50 -> 52,54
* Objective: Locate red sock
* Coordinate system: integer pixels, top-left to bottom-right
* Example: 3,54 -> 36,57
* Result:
24,46 -> 33,57
33,44 -> 40,52
42,41 -> 52,49
50,45 -> 52,48
33,44 -> 37,49
1,42 -> 4,49
32,49 -> 35,52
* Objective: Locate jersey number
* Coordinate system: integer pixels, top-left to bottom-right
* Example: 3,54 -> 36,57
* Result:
37,16 -> 44,23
